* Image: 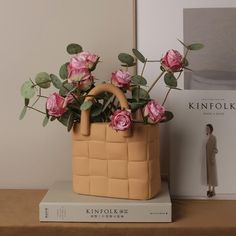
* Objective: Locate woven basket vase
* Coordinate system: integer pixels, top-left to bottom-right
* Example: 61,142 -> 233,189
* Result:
72,84 -> 161,200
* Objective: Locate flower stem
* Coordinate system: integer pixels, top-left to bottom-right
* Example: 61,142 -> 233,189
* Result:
147,71 -> 165,93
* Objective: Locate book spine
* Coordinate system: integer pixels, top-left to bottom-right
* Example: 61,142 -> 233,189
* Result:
39,203 -> 172,222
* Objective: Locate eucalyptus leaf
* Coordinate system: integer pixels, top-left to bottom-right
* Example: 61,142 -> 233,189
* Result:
50,74 -> 62,89
20,80 -> 36,99
59,63 -> 69,79
132,48 -> 146,63
118,53 -> 134,66
182,58 -> 189,67
121,62 -> 136,67
35,72 -> 51,89
59,82 -> 75,96
57,111 -> 70,126
166,86 -> 182,90
91,104 -> 103,117
161,111 -> 174,123
80,100 -> 93,111
188,43 -> 204,50
164,73 -> 177,87
66,43 -> 83,55
42,115 -> 49,127
24,98 -> 30,106
67,112 -> 74,132
132,87 -> 150,101
129,101 -> 147,111
19,106 -> 27,120
131,75 -> 147,86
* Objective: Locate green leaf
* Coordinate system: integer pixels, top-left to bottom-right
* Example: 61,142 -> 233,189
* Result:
118,53 -> 135,66
35,72 -> 51,89
91,103 -> 103,117
80,100 -> 93,111
59,82 -> 75,96
166,86 -> 182,90
131,75 -> 147,86
132,48 -> 146,63
129,101 -> 147,111
177,39 -> 188,48
19,106 -> 27,120
67,112 -> 74,132
59,63 -> 69,79
188,43 -> 204,50
161,111 -> 174,123
24,98 -> 30,106
66,43 -> 83,55
132,87 -> 150,101
50,116 -> 57,121
121,62 -> 136,67
57,111 -> 70,126
50,74 -> 62,89
182,58 -> 189,67
42,115 -> 49,127
164,73 -> 177,87
20,80 -> 36,99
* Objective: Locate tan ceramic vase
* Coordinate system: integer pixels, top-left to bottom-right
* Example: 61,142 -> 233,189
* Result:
72,84 -> 161,200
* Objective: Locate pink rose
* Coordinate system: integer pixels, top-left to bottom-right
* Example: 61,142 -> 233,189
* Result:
109,109 -> 132,131
67,64 -> 91,82
46,93 -> 66,117
111,70 -> 131,89
144,100 -> 166,123
70,51 -> 99,70
161,49 -> 183,72
67,64 -> 93,90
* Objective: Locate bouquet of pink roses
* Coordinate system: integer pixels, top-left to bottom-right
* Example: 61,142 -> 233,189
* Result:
19,41 -> 203,131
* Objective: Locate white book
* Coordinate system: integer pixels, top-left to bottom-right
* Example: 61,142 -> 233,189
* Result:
39,181 -> 172,222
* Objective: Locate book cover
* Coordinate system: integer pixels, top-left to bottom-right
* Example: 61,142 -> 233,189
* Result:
39,181 -> 172,222
169,8 -> 236,199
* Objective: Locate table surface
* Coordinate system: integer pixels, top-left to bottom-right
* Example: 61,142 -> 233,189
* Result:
0,189 -> 236,236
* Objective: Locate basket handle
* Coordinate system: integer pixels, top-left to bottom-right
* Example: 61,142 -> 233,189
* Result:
80,83 -> 131,137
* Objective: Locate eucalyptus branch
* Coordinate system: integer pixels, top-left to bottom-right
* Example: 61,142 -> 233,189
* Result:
162,88 -> 171,106
37,95 -> 48,99
27,106 -> 46,115
31,88 -> 41,108
141,59 -> 147,77
146,60 -> 160,62
147,71 -> 165,93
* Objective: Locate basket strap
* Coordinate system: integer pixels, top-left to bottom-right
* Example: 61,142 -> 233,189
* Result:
80,83 -> 131,137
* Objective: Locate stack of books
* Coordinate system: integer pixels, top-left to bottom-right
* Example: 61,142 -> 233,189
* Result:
39,181 -> 172,222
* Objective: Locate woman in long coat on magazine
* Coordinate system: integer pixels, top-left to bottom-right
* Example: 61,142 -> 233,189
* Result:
206,124 -> 218,198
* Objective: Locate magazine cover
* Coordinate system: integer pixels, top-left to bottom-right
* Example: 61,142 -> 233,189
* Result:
169,8 -> 236,199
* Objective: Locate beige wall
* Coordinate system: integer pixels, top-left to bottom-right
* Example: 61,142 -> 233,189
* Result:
0,0 -> 135,188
